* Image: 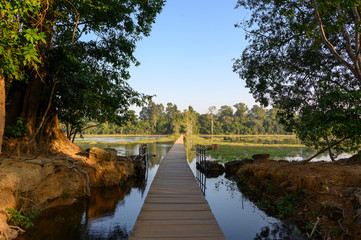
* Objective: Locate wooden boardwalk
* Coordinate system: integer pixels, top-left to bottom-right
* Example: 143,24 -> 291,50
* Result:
129,136 -> 225,240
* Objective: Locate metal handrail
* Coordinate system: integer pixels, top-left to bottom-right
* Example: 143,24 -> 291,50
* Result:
196,144 -> 207,195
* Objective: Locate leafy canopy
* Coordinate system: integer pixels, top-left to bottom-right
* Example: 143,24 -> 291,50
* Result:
0,0 -> 46,80
3,0 -> 165,139
234,0 -> 361,155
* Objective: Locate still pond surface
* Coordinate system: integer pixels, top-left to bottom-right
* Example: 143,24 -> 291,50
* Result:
18,137 -> 308,240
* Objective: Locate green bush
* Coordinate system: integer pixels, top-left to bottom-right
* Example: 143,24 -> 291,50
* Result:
6,208 -> 39,229
5,117 -> 27,138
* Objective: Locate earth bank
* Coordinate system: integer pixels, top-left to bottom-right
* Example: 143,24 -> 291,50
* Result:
0,146 -> 134,240
230,156 -> 361,239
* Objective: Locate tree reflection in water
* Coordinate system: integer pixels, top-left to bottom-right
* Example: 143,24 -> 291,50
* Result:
254,222 -> 309,240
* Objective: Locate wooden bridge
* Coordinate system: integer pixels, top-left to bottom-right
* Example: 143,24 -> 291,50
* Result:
129,136 -> 225,239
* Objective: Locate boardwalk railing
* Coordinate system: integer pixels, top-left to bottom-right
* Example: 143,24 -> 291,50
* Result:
196,145 -> 207,195
139,144 -> 148,159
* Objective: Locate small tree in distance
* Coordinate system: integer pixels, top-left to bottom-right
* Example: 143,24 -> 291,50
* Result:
208,106 -> 216,141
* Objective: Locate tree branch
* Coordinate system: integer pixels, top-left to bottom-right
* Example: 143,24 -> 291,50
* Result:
312,0 -> 361,82
325,133 -> 335,162
352,4 -> 361,70
29,81 -> 57,143
81,123 -> 102,131
55,21 -> 94,27
64,0 -> 80,48
302,136 -> 348,163
337,4 -> 356,62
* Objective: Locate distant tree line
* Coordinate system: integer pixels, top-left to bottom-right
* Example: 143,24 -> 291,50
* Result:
75,100 -> 288,136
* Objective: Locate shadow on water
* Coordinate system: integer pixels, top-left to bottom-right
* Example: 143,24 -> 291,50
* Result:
17,140 -> 173,240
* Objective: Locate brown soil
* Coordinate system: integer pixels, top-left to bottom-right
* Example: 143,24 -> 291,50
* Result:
0,147 -> 134,240
237,158 -> 361,239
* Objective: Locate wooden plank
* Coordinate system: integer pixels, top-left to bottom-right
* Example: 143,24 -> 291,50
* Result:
131,224 -> 225,238
129,136 -> 225,240
141,203 -> 211,211
130,238 -> 223,240
137,211 -> 216,220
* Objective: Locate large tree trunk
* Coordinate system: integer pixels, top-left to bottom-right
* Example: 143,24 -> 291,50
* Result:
0,74 -> 5,154
5,75 -> 82,155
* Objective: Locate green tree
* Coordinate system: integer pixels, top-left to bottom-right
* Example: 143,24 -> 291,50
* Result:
217,105 -> 235,134
165,103 -> 182,134
183,106 -> 198,136
249,105 -> 266,121
234,0 -> 361,159
139,100 -> 166,133
208,106 -> 216,138
0,0 -> 46,153
234,102 -> 248,121
4,0 -> 165,153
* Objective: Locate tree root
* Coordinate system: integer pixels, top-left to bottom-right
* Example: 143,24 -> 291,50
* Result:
10,155 -> 91,197
53,157 -> 91,197
0,230 -> 8,240
8,225 -> 24,234
19,197 -> 39,207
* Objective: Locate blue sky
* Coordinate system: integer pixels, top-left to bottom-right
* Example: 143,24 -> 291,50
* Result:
129,0 -> 256,114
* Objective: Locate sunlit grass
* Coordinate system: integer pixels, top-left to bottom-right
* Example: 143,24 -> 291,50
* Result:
74,135 -> 178,150
205,144 -> 306,161
81,134 -> 167,138
186,135 -> 309,162
189,135 -> 304,147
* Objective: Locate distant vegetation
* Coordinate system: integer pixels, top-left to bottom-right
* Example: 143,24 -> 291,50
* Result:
68,100 -> 287,137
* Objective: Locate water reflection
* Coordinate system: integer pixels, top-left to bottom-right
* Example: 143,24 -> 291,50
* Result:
17,141 -> 173,240
196,169 -> 207,195
254,222 -> 306,240
187,150 -> 308,239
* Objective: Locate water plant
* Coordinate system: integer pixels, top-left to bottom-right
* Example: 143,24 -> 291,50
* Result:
5,117 -> 27,138
62,190 -> 70,199
274,193 -> 298,218
6,208 -> 39,229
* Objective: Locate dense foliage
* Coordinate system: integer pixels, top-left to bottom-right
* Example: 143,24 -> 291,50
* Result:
233,0 -> 361,156
2,0 -> 165,152
77,101 -> 287,135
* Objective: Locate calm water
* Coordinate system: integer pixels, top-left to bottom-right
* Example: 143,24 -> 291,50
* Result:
19,137 -> 308,240
18,141 -> 173,240
187,159 -> 307,240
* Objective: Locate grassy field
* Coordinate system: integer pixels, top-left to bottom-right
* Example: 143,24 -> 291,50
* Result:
186,135 -> 311,162
74,134 -> 178,150
80,134 -> 167,138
